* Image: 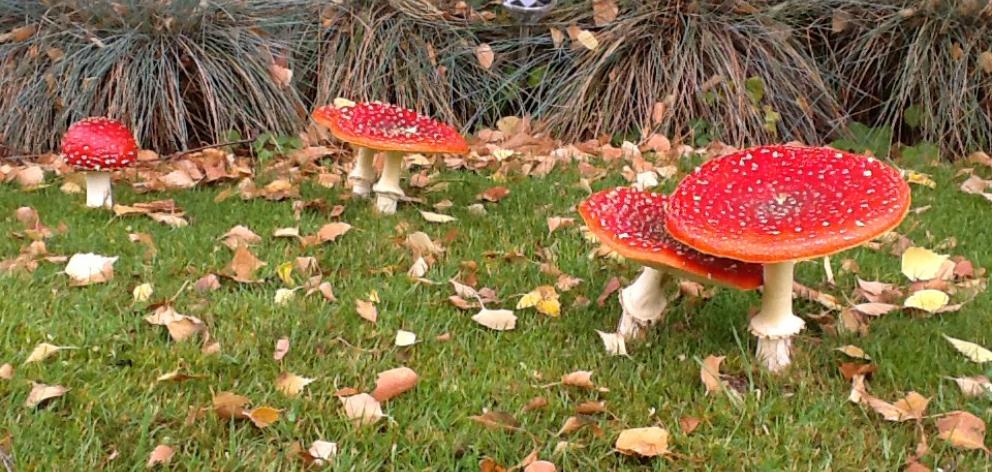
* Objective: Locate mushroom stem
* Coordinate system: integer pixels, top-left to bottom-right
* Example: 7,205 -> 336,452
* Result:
617,267 -> 671,341
349,147 -> 376,198
373,151 -> 405,214
85,171 -> 113,209
750,261 -> 805,372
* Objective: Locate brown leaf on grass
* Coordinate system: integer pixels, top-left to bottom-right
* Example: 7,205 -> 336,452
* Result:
223,245 -> 266,283
275,372 -> 316,397
129,232 -> 158,260
793,282 -> 842,310
340,393 -> 383,426
405,231 -> 444,257
355,299 -> 378,323
314,222 -> 352,243
849,376 -> 929,422
615,427 -> 671,457
15,166 -> 44,188
949,375 -> 992,397
371,367 -> 419,402
524,397 -> 548,412
523,460 -> 557,472
561,371 -> 595,389
273,337 -> 290,361
576,401 -> 607,415
155,369 -> 203,384
245,406 -> 281,428
472,308 -> 516,330
557,416 -> 603,437
194,274 -> 221,293
213,391 -> 250,420
700,355 -> 726,395
24,382 -> 67,408
937,411 -> 988,451
219,225 -> 261,249
480,457 -> 507,472
24,343 -> 72,364
839,362 -> 878,381
679,416 -> 702,435
597,277 -> 621,306
547,217 -> 575,234
14,207 -> 52,239
146,444 -> 174,468
479,186 -> 510,202
166,316 -> 205,342
0,363 -> 13,380
851,303 -> 901,317
470,411 -> 521,431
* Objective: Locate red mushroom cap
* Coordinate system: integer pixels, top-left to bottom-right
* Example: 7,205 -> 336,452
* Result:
312,101 -> 469,155
61,117 -> 139,171
665,145 -> 911,264
579,187 -> 763,290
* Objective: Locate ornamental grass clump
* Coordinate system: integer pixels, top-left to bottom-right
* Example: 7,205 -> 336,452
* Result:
0,0 -> 312,154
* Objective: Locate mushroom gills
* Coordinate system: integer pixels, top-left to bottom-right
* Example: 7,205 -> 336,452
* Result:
85,171 -> 113,209
750,261 -> 805,372
373,151 -> 405,214
349,147 -> 376,198
617,267 -> 671,341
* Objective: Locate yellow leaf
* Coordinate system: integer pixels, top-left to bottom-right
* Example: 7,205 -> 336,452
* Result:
275,372 -> 316,397
901,247 -> 948,281
24,343 -> 71,364
276,261 -> 294,286
944,335 -> 992,363
904,289 -> 949,313
835,345 -> 871,360
614,427 -> 670,457
246,406 -> 281,428
333,97 -> 355,108
576,30 -> 599,50
905,170 -> 936,188
535,298 -> 561,317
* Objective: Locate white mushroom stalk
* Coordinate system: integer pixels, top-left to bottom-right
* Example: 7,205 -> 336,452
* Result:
373,151 -> 405,214
750,262 -> 805,372
616,267 -> 672,341
85,172 -> 113,209
349,147 -> 376,198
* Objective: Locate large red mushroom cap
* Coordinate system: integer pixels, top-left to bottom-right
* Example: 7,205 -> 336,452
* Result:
61,117 -> 139,171
312,101 -> 469,155
579,187 -> 763,290
665,145 -> 911,264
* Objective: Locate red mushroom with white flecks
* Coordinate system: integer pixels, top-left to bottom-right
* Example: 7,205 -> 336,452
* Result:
312,101 -> 469,214
666,145 -> 911,372
579,187 -> 763,341
61,117 -> 139,209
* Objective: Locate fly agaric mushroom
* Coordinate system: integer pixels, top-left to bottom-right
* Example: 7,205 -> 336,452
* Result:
61,117 -> 139,209
312,101 -> 469,214
579,187 -> 763,341
666,145 -> 911,372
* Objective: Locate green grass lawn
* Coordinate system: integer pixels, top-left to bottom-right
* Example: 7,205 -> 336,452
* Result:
1,155 -> 990,470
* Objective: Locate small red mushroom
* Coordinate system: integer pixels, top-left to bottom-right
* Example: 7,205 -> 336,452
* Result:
665,145 -> 911,371
579,187 -> 762,341
312,101 -> 469,214
61,117 -> 139,209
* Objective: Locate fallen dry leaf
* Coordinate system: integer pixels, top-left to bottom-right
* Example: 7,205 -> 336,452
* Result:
517,285 -> 561,317
475,43 -> 495,69
614,427 -> 670,457
937,411 -> 988,451
24,343 -> 72,364
146,444 -> 174,468
835,345 -> 871,360
371,367 -> 419,402
308,440 -> 338,465
24,382 -> 67,408
65,253 -> 117,286
213,391 -> 250,420
133,283 -> 154,302
472,308 -> 516,331
419,210 -> 457,224
220,225 -> 261,249
902,247 -> 949,281
395,330 -> 417,347
470,410 -> 521,431
273,337 -> 290,361
849,376 -> 929,422
561,370 -> 595,389
0,363 -> 12,380
314,222 -> 352,243
547,217 -> 575,234
523,460 -> 557,472
949,375 -> 992,397
904,289 -> 950,313
340,393 -> 383,426
700,355 -> 725,395
479,186 -> 510,202
592,0 -> 619,25
276,372 -> 316,397
944,335 -> 992,363
679,416 -> 701,435
355,299 -> 378,323
223,245 -> 266,283
245,406 -> 281,428
194,274 -> 221,292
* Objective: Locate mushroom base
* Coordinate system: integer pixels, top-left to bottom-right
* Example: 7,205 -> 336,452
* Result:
616,267 -> 671,341
749,261 -> 805,372
349,147 -> 376,198
373,151 -> 405,214
85,172 -> 113,209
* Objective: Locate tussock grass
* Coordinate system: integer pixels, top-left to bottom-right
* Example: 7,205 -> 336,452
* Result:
0,0 -> 312,154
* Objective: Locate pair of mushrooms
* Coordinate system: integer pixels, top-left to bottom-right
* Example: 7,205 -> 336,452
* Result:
312,101 -> 469,214
60,102 -> 469,215
580,145 -> 911,372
